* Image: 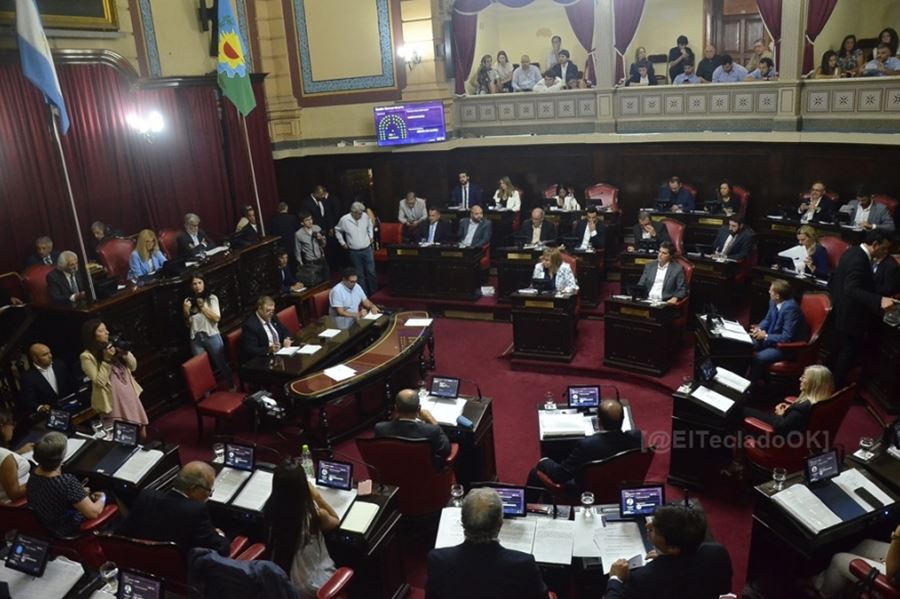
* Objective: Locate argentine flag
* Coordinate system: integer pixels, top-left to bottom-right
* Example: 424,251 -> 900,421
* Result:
16,0 -> 69,134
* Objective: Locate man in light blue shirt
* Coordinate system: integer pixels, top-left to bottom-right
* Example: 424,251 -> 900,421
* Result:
863,43 -> 900,76
512,55 -> 542,91
673,60 -> 702,84
336,201 -> 376,295
329,267 -> 380,318
746,57 -> 778,81
711,54 -> 748,83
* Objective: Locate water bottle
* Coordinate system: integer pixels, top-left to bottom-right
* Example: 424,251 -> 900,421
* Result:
301,444 -> 314,480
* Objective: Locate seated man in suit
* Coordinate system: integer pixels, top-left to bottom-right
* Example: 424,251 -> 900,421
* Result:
712,215 -> 753,260
457,205 -> 493,247
748,280 -> 810,384
426,487 -> 549,599
24,236 -> 60,268
399,192 -> 428,243
46,251 -> 87,305
658,176 -> 694,213
515,208 -> 557,246
275,249 -> 304,295
88,221 -> 123,262
451,170 -> 483,210
374,388 -> 450,469
637,242 -> 687,304
799,181 -> 834,224
845,186 -> 895,233
573,206 -> 606,251
20,343 -> 75,419
328,267 -> 380,319
607,504 -> 732,599
528,399 -> 641,492
418,207 -> 454,244
239,295 -> 292,362
176,213 -> 217,258
118,461 -> 231,556
629,212 -> 670,252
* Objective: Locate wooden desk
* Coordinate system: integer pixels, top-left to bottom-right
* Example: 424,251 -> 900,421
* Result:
387,243 -> 483,300
684,254 -> 742,319
440,395 -> 497,487
756,216 -> 862,265
510,292 -> 577,362
693,315 -> 754,379
618,251 -> 658,290
749,265 -> 829,323
645,210 -> 728,247
494,247 -> 541,300
603,297 -> 676,375
853,450 -> 900,495
444,207 -> 519,247
569,249 -> 605,309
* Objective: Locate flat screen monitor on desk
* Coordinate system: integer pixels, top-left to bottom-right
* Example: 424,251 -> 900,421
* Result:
47,409 -> 71,433
430,376 -> 460,400
532,277 -> 553,293
118,569 -> 163,599
625,284 -> 648,301
4,534 -> 50,577
620,484 -> 665,518
316,460 -> 353,491
224,443 -> 255,472
495,487 -> 526,518
93,420 -> 140,475
806,450 -> 840,485
567,385 -> 600,410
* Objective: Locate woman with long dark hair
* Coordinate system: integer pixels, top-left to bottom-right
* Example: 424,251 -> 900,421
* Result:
0,410 -> 29,503
836,35 -> 863,76
183,272 -> 233,387
469,54 -> 499,95
879,27 -> 899,57
264,459 -> 339,598
495,50 -> 513,92
815,50 -> 841,79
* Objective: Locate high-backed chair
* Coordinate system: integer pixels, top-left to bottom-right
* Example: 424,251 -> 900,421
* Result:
224,328 -> 244,389
543,184 -> 559,201
312,288 -> 331,319
535,445 -> 654,505
819,235 -> 850,272
732,185 -> 751,216
276,305 -> 301,337
660,218 -> 686,256
375,222 -> 403,263
873,194 -> 898,218
743,384 -> 856,474
0,272 -> 25,302
181,353 -> 246,440
356,437 -> 459,517
21,264 -> 55,305
97,237 -> 135,283
157,228 -> 180,259
647,54 -> 668,83
682,183 -> 699,204
849,558 -> 900,599
672,256 -> 693,332
766,293 -> 831,390
584,183 -> 619,212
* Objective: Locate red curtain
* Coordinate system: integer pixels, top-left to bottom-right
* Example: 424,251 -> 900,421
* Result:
803,0 -> 839,73
453,12 -> 479,94
613,0 -> 646,82
565,0 -> 595,84
756,0 -> 782,65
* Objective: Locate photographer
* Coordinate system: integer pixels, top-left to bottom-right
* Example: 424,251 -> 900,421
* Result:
80,319 -> 147,430
183,273 -> 233,389
294,211 -> 329,287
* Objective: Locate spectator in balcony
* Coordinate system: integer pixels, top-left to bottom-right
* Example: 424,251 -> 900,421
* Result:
697,44 -> 723,83
836,35 -> 864,77
863,43 -> 900,77
565,72 -> 586,90
712,54 -> 748,83
628,47 -> 656,84
533,71 -> 564,93
878,27 -> 899,57
673,60 -> 702,84
745,38 -> 773,72
547,35 -> 562,69
493,177 -> 521,212
495,51 -> 513,92
746,57 -> 778,81
815,50 -> 841,79
625,61 -> 655,87
551,50 -> 579,86
668,35 -> 695,81
512,55 -> 542,92
469,54 -> 499,95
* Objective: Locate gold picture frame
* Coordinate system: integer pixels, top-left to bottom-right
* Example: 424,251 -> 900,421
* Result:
0,0 -> 118,31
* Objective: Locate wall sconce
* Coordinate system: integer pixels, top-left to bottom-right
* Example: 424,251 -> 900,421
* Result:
126,111 -> 165,142
397,44 -> 422,70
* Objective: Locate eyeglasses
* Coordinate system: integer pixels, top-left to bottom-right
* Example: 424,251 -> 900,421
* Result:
197,483 -> 214,495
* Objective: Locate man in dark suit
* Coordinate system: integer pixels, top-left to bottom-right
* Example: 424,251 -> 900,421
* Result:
24,236 -> 60,268
637,242 -> 687,303
426,487 -> 549,599
450,170 -> 483,210
20,343 -> 75,419
571,206 -> 606,251
798,181 -> 834,224
658,176 -> 694,212
417,207 -> 455,244
630,212 -> 670,252
712,215 -> 753,260
301,185 -> 339,236
515,208 -> 558,245
46,251 -> 87,305
176,213 -> 217,258
240,295 -> 292,362
829,230 -> 897,386
118,462 -> 231,556
374,389 -> 450,469
875,254 -> 900,296
748,280 -> 810,384
550,49 -> 579,84
529,399 -> 641,491
269,202 -> 300,254
607,504 -> 732,599
457,205 -> 493,247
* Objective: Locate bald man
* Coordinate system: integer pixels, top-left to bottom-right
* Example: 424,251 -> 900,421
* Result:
118,461 -> 231,556
529,399 -> 643,491
375,389 -> 451,469
20,343 -> 74,418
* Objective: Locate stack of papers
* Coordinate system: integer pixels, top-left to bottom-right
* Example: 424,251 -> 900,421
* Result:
420,397 -> 467,426
340,501 -> 379,534
539,412 -> 587,438
113,448 -> 164,484
405,318 -> 433,327
210,467 -> 252,504
275,346 -> 300,356
771,485 -> 842,533
297,344 -> 321,355
714,367 -> 751,393
714,319 -> 754,344
231,470 -> 273,511
690,386 -> 735,415
318,328 -> 341,338
363,312 -> 383,321
316,487 -> 358,521
591,520 -> 647,574
324,364 -> 356,382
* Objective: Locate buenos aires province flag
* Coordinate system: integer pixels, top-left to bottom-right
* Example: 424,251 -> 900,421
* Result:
217,0 -> 256,117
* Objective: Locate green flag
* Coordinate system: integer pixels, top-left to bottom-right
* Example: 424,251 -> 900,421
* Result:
217,0 -> 256,116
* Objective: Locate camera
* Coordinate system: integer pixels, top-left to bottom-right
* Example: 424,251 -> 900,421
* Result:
245,390 -> 285,420
108,334 -> 132,353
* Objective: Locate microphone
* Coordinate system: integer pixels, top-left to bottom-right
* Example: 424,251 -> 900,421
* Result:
524,483 -> 559,519
311,447 -> 384,493
458,377 -> 483,402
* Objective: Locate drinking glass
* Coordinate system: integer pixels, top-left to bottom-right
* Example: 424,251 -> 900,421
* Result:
543,392 -> 556,411
772,467 -> 787,491
212,443 -> 225,463
99,561 -> 119,593
859,436 -> 875,460
91,420 -> 105,440
450,484 -> 464,507
580,491 -> 595,518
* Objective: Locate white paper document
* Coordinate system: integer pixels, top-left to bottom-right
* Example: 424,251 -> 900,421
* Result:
0,556 -> 84,598
714,320 -> 754,344
573,509 -> 603,557
340,501 -> 379,534
297,344 -> 322,355
275,346 -> 300,356
714,367 -> 751,393
324,364 -> 357,382
435,507 -> 466,548
690,386 -> 735,414
593,521 -> 647,574
113,448 -> 164,484
316,486 -> 358,521
405,318 -> 434,327
771,484 -> 842,533
778,244 -> 809,272
498,518 -> 537,554
206,246 -> 228,257
539,412 -> 587,438
25,437 -> 88,465
532,519 -> 575,565
421,397 -> 467,425
210,467 -> 252,504
363,312 -> 383,320
318,328 -> 341,338
231,469 -> 274,511
831,469 -> 893,512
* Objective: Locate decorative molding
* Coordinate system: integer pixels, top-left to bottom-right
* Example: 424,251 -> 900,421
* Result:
235,0 -> 255,71
0,49 -> 138,80
134,0 -> 161,77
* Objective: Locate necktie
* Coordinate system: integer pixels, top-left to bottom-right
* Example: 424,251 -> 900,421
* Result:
69,274 -> 78,294
318,201 -> 325,216
44,256 -> 51,265
463,186 -> 468,209
266,322 -> 278,344
428,223 -> 435,243
722,235 -> 735,256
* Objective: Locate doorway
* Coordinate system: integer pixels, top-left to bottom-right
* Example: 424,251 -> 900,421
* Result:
707,0 -> 766,67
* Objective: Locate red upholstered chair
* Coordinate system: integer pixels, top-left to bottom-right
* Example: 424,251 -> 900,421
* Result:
682,183 -> 699,203
181,353 -> 246,440
21,264 -> 55,305
873,194 -> 898,218
356,437 -> 459,517
660,218 -> 686,256
157,228 -> 180,259
97,237 -> 135,283
766,293 -> 831,388
672,257 -> 693,332
0,272 -> 25,303
480,245 -> 491,271
584,183 -> 620,211
743,384 -> 856,474
375,223 -> 403,263
317,567 -> 355,599
819,235 -> 850,272
276,305 -> 301,336
312,288 -> 331,319
535,445 -> 654,505
732,185 -> 751,216
224,328 -> 244,390
849,558 -> 900,599
543,184 -> 560,201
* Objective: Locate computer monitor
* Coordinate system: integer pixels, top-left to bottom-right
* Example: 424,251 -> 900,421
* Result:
495,487 -> 526,518
224,443 -> 255,472
5,533 -> 50,577
316,460 -> 354,491
532,277 -> 553,293
626,284 -> 648,300
430,376 -> 460,400
805,450 -> 840,485
619,484 -> 665,518
567,385 -> 600,409
697,358 -> 717,383
47,409 -> 71,432
117,569 -> 164,599
113,420 -> 139,447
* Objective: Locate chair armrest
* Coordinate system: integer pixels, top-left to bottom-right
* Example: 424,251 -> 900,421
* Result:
236,543 -> 266,561
79,504 -> 119,532
444,443 -> 460,467
849,558 -> 900,597
548,593 -> 558,599
775,341 -> 809,350
316,566 -> 354,599
9,497 -> 26,508
535,470 -> 563,493
784,396 -> 798,405
743,417 -> 775,435
228,535 -> 249,558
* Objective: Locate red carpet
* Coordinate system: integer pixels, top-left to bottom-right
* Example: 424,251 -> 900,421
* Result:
154,316 -> 883,597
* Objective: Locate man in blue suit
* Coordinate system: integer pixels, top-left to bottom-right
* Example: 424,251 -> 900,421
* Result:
450,170 -> 483,210
457,205 -> 492,247
748,279 -> 809,383
658,176 -> 694,212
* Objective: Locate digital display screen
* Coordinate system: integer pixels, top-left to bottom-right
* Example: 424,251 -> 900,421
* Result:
5,534 -> 50,577
496,487 -> 526,517
118,570 -> 162,599
430,377 -> 460,399
225,444 -> 255,472
806,450 -> 840,484
620,485 -> 665,517
567,386 -> 600,409
374,102 -> 446,147
316,460 -> 353,491
113,421 -> 139,447
47,409 -> 71,432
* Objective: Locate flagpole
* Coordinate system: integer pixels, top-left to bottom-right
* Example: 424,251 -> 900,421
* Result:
49,107 -> 96,302
239,114 -> 265,236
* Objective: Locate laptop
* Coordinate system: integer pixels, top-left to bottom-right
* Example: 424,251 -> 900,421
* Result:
4,533 -> 50,578
315,460 -> 357,521
93,420 -> 140,475
615,484 -> 666,551
430,376 -> 460,400
495,487 -> 526,518
210,443 -> 255,504
117,569 -> 164,599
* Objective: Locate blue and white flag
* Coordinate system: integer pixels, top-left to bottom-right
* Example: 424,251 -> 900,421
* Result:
16,0 -> 69,134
